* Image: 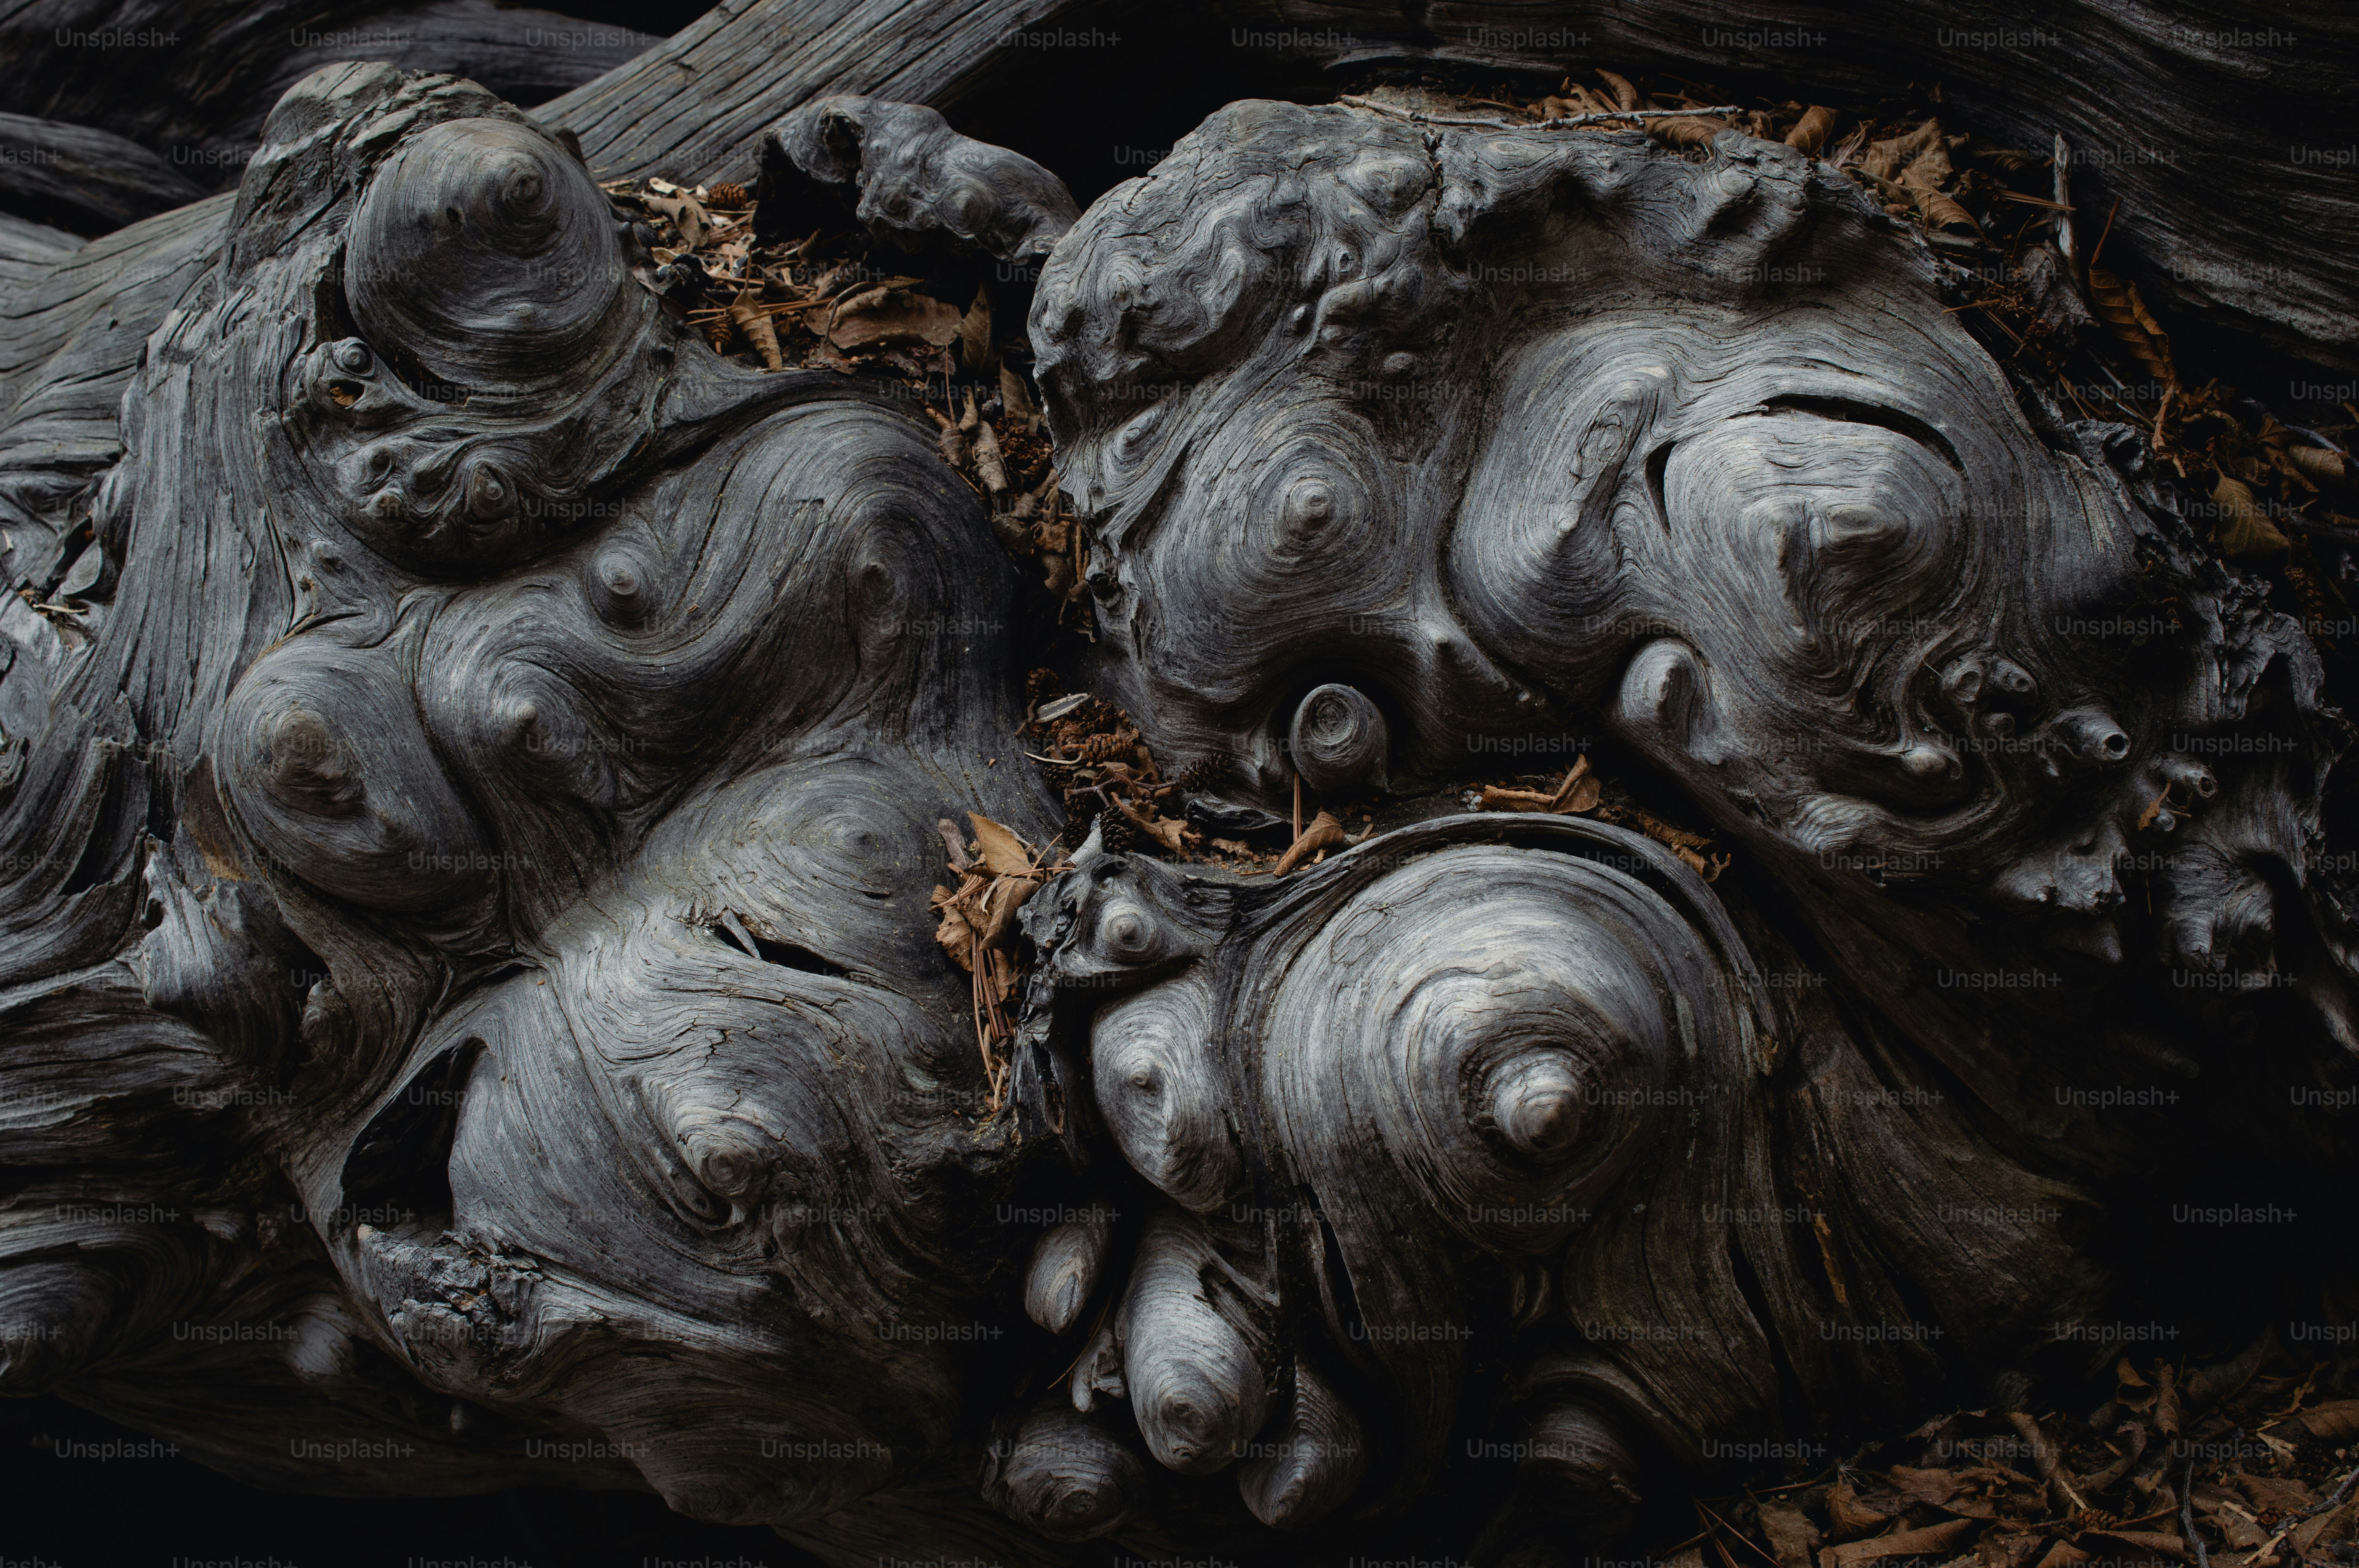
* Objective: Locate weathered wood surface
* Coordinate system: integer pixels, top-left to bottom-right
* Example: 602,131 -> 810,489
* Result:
0,60 -> 1053,1538
1215,0 -> 2359,367
0,113 -> 210,233
0,0 -> 658,205
538,0 -> 1074,186
1033,95 -> 2346,981
0,194 -> 229,677
6,0 -> 2345,363
534,0 -> 2359,367
759,93 -> 1080,260
0,6 -> 2354,1564
1007,86 -> 2356,1556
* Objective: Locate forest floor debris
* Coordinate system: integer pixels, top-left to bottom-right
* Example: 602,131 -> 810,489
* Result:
604,174 -> 1090,626
1644,1336 -> 2359,1568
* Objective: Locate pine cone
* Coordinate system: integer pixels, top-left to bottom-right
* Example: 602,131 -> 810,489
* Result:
1096,806 -> 1136,854
707,181 -> 748,208
1174,757 -> 1219,791
703,314 -> 734,353
1026,668 -> 1063,705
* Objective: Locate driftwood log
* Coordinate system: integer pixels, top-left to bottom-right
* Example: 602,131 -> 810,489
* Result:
0,1 -> 663,228
527,0 -> 2359,366
1,5 -> 2356,1565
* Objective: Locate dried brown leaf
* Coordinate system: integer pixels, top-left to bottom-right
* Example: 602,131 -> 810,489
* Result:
2007,1412 -> 2062,1481
1042,550 -> 1076,599
1823,1518 -> 1977,1568
2212,1511 -> 2270,1552
967,812 -> 1036,877
981,944 -> 1019,1007
1276,810 -> 1354,876
2184,1328 -> 2274,1409
2294,1399 -> 2359,1443
1000,365 -> 1038,427
1479,785 -> 1562,812
1898,141 -> 1982,235
1980,1532 -> 2054,1568
1760,1500 -> 1824,1568
973,420 -> 1009,494
2075,1531 -> 2186,1564
1862,118 -> 1943,182
2291,1497 -> 2358,1556
642,191 -> 709,250
1913,183 -> 1983,234
1631,810 -> 1711,850
1890,1464 -> 1970,1511
1650,115 -> 1728,149
976,874 -> 1040,951
1549,754 -> 1603,813
2236,1472 -> 2316,1515
931,878 -> 986,971
1787,105 -> 1837,155
728,292 -> 783,369
2085,268 -> 2177,388
829,286 -> 963,350
1831,1476 -> 1906,1541
958,282 -> 994,375
1112,796 -> 1187,856
2212,471 -> 2289,558
2286,445 -> 2350,489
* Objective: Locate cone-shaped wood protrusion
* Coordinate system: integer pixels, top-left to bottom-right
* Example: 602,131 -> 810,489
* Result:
1024,1206 -> 1113,1336
1289,682 -> 1388,796
1517,1399 -> 1642,1528
983,1398 -> 1148,1542
1119,1210 -> 1272,1475
345,116 -> 630,405
1236,1360 -> 1366,1529
1091,971 -> 1239,1212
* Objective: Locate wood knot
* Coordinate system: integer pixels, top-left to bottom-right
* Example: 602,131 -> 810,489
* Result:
1289,683 -> 1388,795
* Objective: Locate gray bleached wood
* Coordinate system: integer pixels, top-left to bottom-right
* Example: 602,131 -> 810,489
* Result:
759,94 -> 1079,261
0,113 -> 210,234
1033,97 -> 2347,992
1023,1207 -> 1112,1336
1,62 -> 1061,1548
982,1394 -> 1149,1541
0,19 -> 2354,1566
1116,1207 -> 1275,1477
1234,1358 -> 1365,1529
0,0 -> 658,224
532,0 -> 2359,366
